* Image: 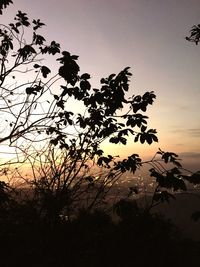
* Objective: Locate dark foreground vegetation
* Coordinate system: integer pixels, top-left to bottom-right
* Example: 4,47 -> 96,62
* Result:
0,186 -> 200,267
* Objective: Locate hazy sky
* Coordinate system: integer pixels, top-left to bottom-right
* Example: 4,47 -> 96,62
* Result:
3,0 -> 200,170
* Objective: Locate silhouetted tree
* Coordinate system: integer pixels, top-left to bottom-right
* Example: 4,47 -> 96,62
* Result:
0,6 -> 199,225
0,7 -> 158,219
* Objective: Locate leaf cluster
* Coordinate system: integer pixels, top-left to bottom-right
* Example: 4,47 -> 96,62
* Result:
0,0 -> 13,15
186,24 -> 200,45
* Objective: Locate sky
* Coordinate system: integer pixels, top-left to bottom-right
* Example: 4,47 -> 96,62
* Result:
2,0 -> 200,171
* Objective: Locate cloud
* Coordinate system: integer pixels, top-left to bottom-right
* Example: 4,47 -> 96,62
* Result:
179,152 -> 200,159
176,105 -> 190,111
178,152 -> 200,171
186,128 -> 200,137
171,128 -> 200,137
175,143 -> 184,147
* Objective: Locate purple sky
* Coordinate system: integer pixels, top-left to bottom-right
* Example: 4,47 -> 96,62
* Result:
3,0 -> 200,170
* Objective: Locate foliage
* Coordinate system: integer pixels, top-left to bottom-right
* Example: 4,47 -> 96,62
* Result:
0,10 -> 62,149
0,0 -> 13,15
186,23 -> 200,220
186,24 -> 200,45
0,9 -> 158,155
0,8 -> 159,221
1,203 -> 199,267
0,181 -> 11,213
0,6 -> 199,225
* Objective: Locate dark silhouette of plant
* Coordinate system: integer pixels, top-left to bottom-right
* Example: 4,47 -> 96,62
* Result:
186,24 -> 200,220
0,181 -> 11,214
0,0 -> 13,15
0,8 -> 157,161
0,8 -> 160,222
0,6 -> 199,227
186,24 -> 200,44
0,10 -> 65,169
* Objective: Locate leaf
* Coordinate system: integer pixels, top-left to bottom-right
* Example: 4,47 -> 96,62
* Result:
100,78 -> 107,84
80,80 -> 91,92
118,129 -> 128,137
80,73 -> 90,80
140,134 -> 145,144
9,23 -> 19,33
50,139 -> 58,146
109,137 -> 119,144
18,45 -> 36,60
161,152 -> 178,164
108,73 -> 116,81
184,171 -> 200,185
53,95 -> 59,100
59,59 -> 79,85
25,85 -> 43,95
119,137 -> 127,145
0,0 -> 13,15
97,156 -> 112,167
134,134 -> 139,142
33,33 -> 46,45
40,41 -> 60,55
146,135 -> 153,144
56,100 -> 65,109
32,19 -> 45,31
76,114 -> 86,128
15,11 -> 30,27
34,64 -> 40,68
151,134 -> 158,142
41,66 -> 51,78
134,95 -> 141,102
141,125 -> 147,132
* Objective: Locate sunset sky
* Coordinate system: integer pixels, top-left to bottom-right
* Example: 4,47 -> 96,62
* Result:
3,0 -> 200,171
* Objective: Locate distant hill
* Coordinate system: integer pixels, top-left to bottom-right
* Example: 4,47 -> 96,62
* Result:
10,183 -> 200,240
149,191 -> 200,240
